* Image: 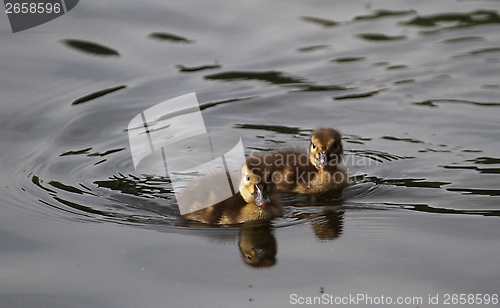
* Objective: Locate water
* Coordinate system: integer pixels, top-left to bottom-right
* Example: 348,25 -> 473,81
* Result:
1,0 -> 499,307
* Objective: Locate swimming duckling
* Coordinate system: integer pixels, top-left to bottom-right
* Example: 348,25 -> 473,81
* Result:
180,157 -> 281,225
251,128 -> 350,195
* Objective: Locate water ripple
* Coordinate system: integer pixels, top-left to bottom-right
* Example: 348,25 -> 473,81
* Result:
356,33 -> 406,42
413,99 -> 500,107
402,10 -> 500,32
148,32 -> 194,43
391,203 -> 500,217
72,85 -> 127,106
30,172 -> 179,226
289,83 -> 349,92
234,123 -> 304,135
381,136 -> 424,144
441,156 -> 500,175
365,176 -> 451,189
346,149 -> 414,163
204,70 -> 306,85
60,39 -> 120,57
452,47 -> 500,58
176,63 -> 221,72
300,16 -> 339,27
446,188 -> 500,197
296,45 -> 330,53
333,89 -> 386,100
354,9 -> 416,21
331,56 -> 366,63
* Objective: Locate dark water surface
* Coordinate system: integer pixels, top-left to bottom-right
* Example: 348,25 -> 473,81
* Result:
1,0 -> 499,307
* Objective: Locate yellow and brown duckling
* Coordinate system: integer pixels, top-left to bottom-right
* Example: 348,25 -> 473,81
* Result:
249,128 -> 350,195
180,156 -> 281,225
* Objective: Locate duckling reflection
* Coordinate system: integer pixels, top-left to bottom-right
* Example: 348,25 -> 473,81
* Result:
296,210 -> 344,240
311,210 -> 344,240
238,225 -> 277,268
180,157 -> 281,225
175,221 -> 278,268
249,128 -> 350,196
286,202 -> 345,240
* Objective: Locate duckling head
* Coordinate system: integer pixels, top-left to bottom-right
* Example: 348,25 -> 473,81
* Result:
309,128 -> 343,169
239,156 -> 274,207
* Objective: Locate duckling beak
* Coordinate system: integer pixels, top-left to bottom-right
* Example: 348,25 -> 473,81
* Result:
317,152 -> 328,169
253,184 -> 271,208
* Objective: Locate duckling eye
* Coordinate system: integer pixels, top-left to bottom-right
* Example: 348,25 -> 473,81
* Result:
245,175 -> 250,182
311,143 -> 316,150
332,142 -> 338,149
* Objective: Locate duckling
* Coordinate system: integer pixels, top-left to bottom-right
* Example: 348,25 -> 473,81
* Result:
180,157 -> 281,225
251,128 -> 350,195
